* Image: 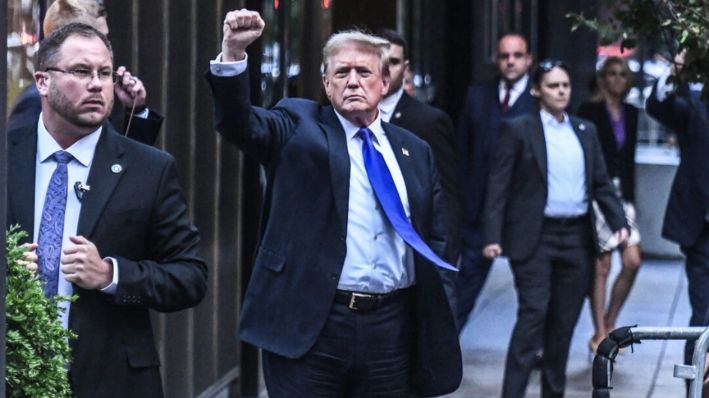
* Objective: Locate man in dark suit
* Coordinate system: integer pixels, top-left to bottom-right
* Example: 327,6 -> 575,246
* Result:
375,28 -> 460,308
8,23 -> 207,397
7,0 -> 163,146
646,51 -> 709,375
455,32 -> 536,331
207,9 -> 461,397
483,60 -> 627,397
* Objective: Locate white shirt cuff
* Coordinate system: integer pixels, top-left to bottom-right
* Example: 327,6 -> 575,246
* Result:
210,52 -> 248,77
655,68 -> 675,102
100,256 -> 119,295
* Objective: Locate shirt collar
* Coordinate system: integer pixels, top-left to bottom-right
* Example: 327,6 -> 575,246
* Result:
379,87 -> 405,121
539,108 -> 571,128
37,113 -> 102,167
333,109 -> 386,143
499,74 -> 529,95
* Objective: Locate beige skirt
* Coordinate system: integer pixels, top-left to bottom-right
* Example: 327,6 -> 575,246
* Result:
592,200 -> 641,252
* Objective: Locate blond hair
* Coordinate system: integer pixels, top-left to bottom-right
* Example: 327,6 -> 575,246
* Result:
322,30 -> 390,77
43,0 -> 102,36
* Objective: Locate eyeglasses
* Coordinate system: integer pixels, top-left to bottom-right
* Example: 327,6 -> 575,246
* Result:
537,59 -> 566,72
45,67 -> 118,83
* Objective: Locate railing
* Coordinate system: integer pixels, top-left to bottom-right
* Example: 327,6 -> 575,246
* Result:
592,326 -> 709,398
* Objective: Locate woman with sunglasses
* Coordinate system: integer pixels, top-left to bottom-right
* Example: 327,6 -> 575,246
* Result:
482,59 -> 628,397
578,57 -> 642,356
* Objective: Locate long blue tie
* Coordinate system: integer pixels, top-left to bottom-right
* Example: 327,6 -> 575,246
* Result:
358,127 -> 457,272
37,150 -> 73,297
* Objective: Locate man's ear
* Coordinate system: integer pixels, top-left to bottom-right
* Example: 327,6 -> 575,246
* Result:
34,71 -> 49,96
321,74 -> 331,99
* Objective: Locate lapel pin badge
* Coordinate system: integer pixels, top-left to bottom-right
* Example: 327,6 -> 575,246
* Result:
111,164 -> 123,174
579,123 -> 586,131
394,112 -> 402,119
402,148 -> 410,157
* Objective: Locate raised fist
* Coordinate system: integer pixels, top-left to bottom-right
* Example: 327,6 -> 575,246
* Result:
222,9 -> 265,62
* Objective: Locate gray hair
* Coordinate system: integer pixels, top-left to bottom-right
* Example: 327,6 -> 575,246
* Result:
322,30 -> 390,77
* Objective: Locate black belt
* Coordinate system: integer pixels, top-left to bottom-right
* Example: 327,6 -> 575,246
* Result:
544,214 -> 588,226
334,288 -> 410,312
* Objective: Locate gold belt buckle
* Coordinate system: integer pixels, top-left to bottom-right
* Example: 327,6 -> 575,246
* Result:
348,292 -> 372,310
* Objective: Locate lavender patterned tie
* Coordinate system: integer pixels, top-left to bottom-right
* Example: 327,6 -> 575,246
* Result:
37,150 -> 73,297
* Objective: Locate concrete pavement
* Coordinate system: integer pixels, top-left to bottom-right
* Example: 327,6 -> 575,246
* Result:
446,256 -> 692,398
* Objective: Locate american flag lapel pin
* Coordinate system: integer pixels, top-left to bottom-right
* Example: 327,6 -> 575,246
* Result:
402,148 -> 410,157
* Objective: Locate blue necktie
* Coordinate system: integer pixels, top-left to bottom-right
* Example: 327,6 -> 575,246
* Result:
358,127 -> 457,272
37,150 -> 73,297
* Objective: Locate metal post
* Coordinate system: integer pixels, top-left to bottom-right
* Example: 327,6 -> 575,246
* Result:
0,0 -> 9,394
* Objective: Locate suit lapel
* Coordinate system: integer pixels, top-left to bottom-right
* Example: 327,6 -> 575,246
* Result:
77,125 -> 126,238
391,93 -> 411,124
8,127 -> 38,239
529,114 -> 548,184
570,117 -> 593,187
384,123 -> 422,225
319,107 -> 350,235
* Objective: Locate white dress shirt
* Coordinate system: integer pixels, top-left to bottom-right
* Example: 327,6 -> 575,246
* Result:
34,116 -> 118,329
540,110 -> 588,217
499,74 -> 529,108
210,54 -> 414,293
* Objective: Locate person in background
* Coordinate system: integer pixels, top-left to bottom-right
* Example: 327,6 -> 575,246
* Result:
483,59 -> 628,398
8,0 -> 163,146
577,56 -> 642,354
455,32 -> 536,332
375,28 -> 460,309
206,9 -> 461,397
646,49 -> 709,391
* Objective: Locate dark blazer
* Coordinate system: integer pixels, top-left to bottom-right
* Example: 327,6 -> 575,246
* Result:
390,92 -> 461,261
206,71 -> 462,396
7,124 -> 207,398
7,84 -> 164,146
577,100 -> 638,202
483,112 -> 627,261
646,84 -> 709,247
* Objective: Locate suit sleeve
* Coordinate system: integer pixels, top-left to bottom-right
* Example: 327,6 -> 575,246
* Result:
114,157 -> 207,312
482,119 -> 519,245
587,125 -> 628,232
206,70 -> 295,165
123,109 -> 164,146
646,82 -> 690,135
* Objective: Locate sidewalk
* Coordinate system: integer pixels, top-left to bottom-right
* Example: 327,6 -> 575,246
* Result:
447,256 -> 691,398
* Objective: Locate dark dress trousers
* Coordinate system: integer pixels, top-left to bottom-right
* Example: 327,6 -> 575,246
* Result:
454,78 -> 535,330
483,112 -> 626,397
7,84 -> 163,146
646,84 -> 709,366
7,124 -> 207,397
577,100 -> 638,202
206,70 -> 462,397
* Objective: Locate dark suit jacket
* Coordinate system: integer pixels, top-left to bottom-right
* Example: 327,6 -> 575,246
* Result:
577,100 -> 638,202
483,112 -> 627,261
457,78 -> 535,236
390,92 -> 461,261
646,84 -> 709,247
7,84 -> 164,146
7,124 -> 207,398
206,71 -> 462,396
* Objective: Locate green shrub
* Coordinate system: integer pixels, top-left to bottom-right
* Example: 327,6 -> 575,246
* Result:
5,226 -> 76,398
